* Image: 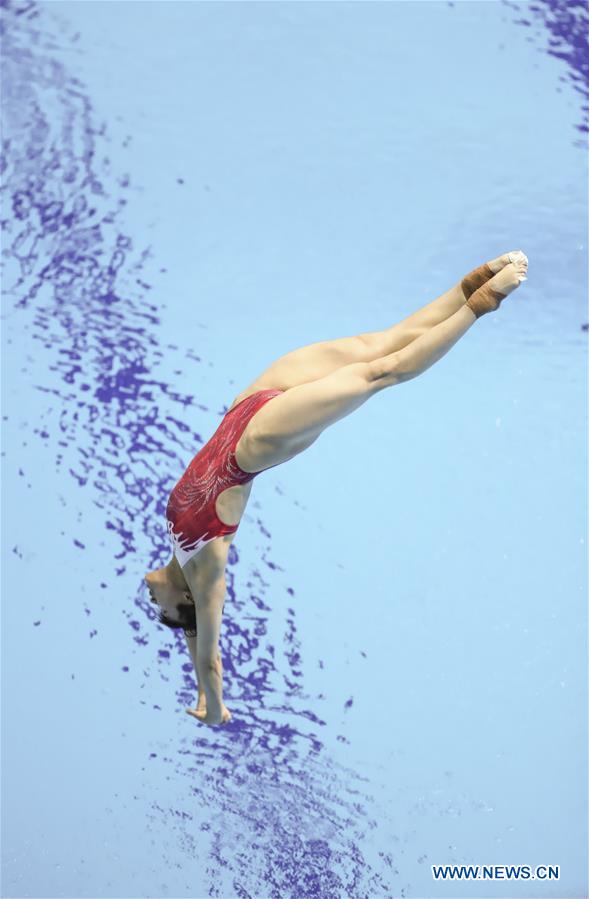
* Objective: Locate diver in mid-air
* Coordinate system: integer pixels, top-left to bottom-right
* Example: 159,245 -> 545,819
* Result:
145,250 -> 529,726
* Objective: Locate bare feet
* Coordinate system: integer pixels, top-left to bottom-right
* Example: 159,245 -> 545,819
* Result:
486,259 -> 528,296
461,250 -> 528,301
486,249 -> 529,275
465,258 -> 528,318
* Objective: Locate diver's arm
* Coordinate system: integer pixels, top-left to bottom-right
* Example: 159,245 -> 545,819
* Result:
190,573 -> 227,719
183,631 -> 207,711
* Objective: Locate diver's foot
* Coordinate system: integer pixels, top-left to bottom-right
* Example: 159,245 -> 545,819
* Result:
465,260 -> 528,318
461,250 -> 528,300
487,249 -> 529,274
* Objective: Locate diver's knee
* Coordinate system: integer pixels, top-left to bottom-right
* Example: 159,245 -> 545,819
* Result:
367,353 -> 404,387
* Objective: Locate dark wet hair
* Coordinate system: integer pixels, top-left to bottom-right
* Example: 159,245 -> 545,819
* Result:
157,601 -> 197,637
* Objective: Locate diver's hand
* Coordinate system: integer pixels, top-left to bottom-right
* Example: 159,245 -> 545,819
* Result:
186,704 -> 232,726
184,687 -> 207,720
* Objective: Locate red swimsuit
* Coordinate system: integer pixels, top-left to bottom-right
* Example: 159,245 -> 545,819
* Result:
166,388 -> 284,568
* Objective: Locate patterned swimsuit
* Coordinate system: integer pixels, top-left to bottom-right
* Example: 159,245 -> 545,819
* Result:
165,389 -> 284,568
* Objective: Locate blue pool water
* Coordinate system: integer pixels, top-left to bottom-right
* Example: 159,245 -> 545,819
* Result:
1,1 -> 587,897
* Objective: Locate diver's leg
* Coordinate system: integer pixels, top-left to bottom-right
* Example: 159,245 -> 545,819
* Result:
236,251 -> 526,396
238,307 -> 477,473
372,261 -> 528,383
238,260 -> 528,473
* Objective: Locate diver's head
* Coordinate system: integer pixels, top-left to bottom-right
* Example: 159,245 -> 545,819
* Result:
144,560 -> 196,635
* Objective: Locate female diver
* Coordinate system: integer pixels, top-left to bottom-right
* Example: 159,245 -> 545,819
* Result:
145,250 -> 529,726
